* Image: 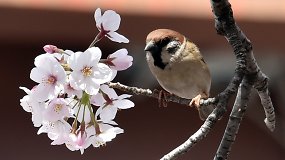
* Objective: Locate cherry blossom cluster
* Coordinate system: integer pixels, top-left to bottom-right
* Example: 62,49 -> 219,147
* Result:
20,8 -> 134,154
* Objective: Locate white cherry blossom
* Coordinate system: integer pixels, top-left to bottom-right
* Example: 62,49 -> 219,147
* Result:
43,98 -> 72,122
19,87 -> 45,127
20,7 -> 135,154
38,120 -> 72,144
92,85 -> 134,122
87,123 -> 124,147
66,124 -> 94,154
69,47 -> 113,95
94,8 -> 129,43
64,83 -> 83,98
30,54 -> 66,102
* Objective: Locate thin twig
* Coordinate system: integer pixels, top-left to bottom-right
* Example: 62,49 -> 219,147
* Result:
107,82 -> 217,107
247,52 -> 275,131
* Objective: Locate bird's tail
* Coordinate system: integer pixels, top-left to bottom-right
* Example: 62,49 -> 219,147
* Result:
197,105 -> 214,121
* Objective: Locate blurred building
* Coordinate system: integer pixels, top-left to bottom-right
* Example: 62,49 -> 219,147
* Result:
0,0 -> 284,159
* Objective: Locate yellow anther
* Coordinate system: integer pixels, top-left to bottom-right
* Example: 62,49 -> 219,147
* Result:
82,66 -> 93,77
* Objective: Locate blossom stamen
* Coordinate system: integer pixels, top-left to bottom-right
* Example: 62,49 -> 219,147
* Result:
54,104 -> 63,113
47,75 -> 57,84
81,66 -> 93,77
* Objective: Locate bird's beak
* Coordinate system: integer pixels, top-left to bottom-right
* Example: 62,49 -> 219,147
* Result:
144,41 -> 158,52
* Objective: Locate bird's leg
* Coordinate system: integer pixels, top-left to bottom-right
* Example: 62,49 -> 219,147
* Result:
189,93 -> 213,121
156,89 -> 169,107
189,94 -> 202,108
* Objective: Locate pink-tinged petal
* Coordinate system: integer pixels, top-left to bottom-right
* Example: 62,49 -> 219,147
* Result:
77,79 -> 88,91
95,105 -> 103,118
85,47 -> 102,66
64,83 -> 83,98
107,31 -> 129,43
31,103 -> 45,127
106,120 -> 118,126
85,83 -> 100,95
53,66 -> 66,85
34,54 -> 58,68
118,94 -> 132,99
93,63 -> 113,84
91,93 -> 106,106
51,135 -> 67,145
113,99 -> 134,109
43,98 -> 70,122
94,8 -> 102,28
32,113 -> 44,127
68,51 -> 83,71
108,49 -> 133,71
111,56 -> 133,71
20,95 -> 33,112
101,10 -> 120,31
109,69 -> 117,81
98,123 -> 113,131
100,84 -> 118,99
56,73 -> 66,85
32,83 -> 51,102
19,86 -> 31,95
71,130 -> 88,148
65,141 -> 78,152
98,126 -> 123,142
82,77 -> 100,95
109,48 -> 128,58
69,71 -> 83,90
77,51 -> 92,68
113,127 -> 124,134
100,106 -> 117,122
54,85 -> 63,96
30,67 -> 48,83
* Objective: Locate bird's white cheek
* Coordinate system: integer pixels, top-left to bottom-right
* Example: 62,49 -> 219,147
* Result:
146,52 -> 153,63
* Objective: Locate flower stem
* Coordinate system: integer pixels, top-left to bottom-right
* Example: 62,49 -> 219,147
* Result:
87,101 -> 101,135
71,101 -> 80,132
89,31 -> 105,48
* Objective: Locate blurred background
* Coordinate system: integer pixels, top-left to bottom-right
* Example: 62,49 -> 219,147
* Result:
0,0 -> 284,159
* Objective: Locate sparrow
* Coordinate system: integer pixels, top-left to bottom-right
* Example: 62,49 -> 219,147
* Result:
144,29 -> 213,121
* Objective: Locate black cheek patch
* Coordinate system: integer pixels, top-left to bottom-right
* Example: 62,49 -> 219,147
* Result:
151,49 -> 166,70
149,37 -> 172,70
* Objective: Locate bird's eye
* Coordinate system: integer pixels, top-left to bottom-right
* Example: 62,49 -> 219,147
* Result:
166,41 -> 180,53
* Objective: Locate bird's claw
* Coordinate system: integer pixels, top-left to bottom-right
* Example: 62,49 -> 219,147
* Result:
156,89 -> 169,107
189,94 -> 202,109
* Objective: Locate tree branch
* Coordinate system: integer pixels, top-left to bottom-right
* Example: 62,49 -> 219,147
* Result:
215,75 -> 253,159
108,82 -> 217,107
108,0 -> 275,159
211,0 -> 275,159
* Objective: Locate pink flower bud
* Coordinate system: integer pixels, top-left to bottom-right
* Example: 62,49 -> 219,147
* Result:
107,48 -> 133,71
43,45 -> 59,54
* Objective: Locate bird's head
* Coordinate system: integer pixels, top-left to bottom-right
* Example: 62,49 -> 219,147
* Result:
145,29 -> 185,69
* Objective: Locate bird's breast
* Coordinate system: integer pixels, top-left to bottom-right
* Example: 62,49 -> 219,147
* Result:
147,53 -> 211,99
